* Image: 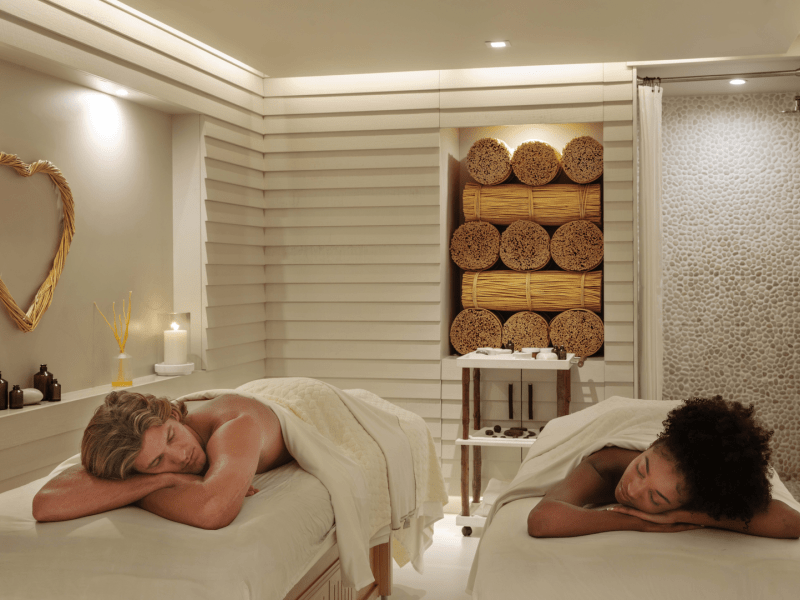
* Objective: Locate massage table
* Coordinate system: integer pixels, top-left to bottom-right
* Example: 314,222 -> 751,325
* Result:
466,397 -> 800,600
0,377 -> 449,600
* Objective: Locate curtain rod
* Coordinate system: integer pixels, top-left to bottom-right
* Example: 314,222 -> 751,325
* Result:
637,67 -> 800,85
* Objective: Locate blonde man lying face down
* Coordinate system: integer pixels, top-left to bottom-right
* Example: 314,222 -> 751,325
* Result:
527,397 -> 800,539
33,391 -> 293,529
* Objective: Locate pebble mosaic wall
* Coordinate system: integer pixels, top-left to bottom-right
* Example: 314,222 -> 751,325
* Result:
661,93 -> 800,496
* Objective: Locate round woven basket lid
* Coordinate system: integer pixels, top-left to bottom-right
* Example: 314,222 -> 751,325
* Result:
450,308 -> 503,355
466,137 -> 513,185
511,140 -> 561,187
500,220 -> 551,271
549,308 -> 604,357
561,136 -> 603,184
550,220 -> 604,272
502,311 -> 549,351
450,221 -> 500,271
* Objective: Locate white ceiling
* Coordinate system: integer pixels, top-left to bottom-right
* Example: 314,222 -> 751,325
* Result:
119,0 -> 800,79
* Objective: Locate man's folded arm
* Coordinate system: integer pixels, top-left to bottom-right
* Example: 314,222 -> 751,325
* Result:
135,415 -> 262,530
32,465 -> 183,522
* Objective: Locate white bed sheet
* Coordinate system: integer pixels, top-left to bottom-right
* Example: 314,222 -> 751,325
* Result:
472,496 -> 800,600
0,456 -> 336,600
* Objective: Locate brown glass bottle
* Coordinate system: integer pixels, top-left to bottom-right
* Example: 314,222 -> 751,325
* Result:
50,379 -> 62,402
9,385 -> 24,409
0,372 -> 7,410
33,364 -> 53,402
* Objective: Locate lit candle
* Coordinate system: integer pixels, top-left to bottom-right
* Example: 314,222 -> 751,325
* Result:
164,322 -> 188,365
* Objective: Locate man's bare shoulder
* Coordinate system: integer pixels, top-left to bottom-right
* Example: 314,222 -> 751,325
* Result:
184,394 -> 277,441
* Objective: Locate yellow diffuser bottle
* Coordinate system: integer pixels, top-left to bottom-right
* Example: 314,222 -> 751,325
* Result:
94,291 -> 133,388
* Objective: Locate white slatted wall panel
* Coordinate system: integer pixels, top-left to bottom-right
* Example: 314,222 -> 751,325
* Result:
203,117 -> 269,371
263,74 -> 444,450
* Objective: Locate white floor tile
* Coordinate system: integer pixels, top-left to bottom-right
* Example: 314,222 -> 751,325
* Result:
391,513 -> 482,600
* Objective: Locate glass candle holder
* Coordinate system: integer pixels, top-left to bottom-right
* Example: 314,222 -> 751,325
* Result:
155,312 -> 194,376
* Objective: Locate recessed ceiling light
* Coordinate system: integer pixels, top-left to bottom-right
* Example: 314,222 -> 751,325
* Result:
486,41 -> 510,48
729,79 -> 746,85
116,89 -> 129,97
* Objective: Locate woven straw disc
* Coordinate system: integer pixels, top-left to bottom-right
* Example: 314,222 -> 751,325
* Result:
561,136 -> 604,184
450,221 -> 500,271
549,309 -> 604,357
511,140 -> 561,186
550,220 -> 604,272
502,311 -> 549,351
500,220 -> 551,271
466,138 -> 513,185
450,309 -> 503,355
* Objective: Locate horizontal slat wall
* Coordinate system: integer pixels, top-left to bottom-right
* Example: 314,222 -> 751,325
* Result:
263,73 -> 443,452
203,117 -> 268,371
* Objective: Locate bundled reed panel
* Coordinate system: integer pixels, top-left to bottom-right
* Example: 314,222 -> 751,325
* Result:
463,183 -> 601,226
450,221 -> 500,271
550,220 -> 604,272
450,308 -> 503,355
499,220 -> 550,271
466,138 -> 512,185
561,136 -> 604,184
549,308 -> 604,357
461,270 -> 602,312
511,140 -> 561,186
502,311 -> 549,351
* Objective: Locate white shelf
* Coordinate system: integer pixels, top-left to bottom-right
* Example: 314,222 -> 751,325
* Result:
0,374 -> 181,419
456,352 -> 576,370
456,436 -> 537,448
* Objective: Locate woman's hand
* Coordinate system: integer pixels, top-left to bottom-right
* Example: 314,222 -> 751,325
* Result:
608,505 -> 700,526
245,485 -> 259,497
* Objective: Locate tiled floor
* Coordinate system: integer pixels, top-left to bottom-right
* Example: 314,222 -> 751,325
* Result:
391,513 -> 481,600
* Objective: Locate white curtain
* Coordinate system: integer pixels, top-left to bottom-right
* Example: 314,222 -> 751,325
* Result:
637,83 -> 663,400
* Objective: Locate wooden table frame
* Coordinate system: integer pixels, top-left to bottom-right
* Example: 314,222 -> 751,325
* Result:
456,353 -> 578,524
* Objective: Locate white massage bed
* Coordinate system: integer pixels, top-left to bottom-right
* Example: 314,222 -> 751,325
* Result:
467,397 -> 800,600
0,378 -> 449,600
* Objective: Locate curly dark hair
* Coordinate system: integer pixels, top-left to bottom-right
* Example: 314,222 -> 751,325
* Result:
654,396 -> 773,525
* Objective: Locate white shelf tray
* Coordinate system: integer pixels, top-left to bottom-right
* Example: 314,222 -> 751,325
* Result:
456,352 -> 576,370
456,436 -> 537,448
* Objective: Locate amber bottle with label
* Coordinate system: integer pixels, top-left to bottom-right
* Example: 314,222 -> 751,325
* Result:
9,385 -> 24,409
33,364 -> 53,402
50,379 -> 62,402
0,372 -> 7,410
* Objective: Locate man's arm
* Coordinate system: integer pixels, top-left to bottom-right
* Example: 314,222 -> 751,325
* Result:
528,448 -> 701,538
135,414 -> 262,530
32,465 -> 186,522
610,499 -> 800,539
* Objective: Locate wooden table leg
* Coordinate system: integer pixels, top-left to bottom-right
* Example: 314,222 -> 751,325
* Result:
556,370 -> 571,417
472,369 -> 481,504
461,367 -> 470,517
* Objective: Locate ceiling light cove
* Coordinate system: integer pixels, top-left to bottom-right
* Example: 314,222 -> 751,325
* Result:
116,89 -> 130,97
729,79 -> 747,85
486,41 -> 510,48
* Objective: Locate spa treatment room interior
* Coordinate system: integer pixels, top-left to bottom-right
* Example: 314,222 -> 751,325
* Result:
0,1 -> 799,599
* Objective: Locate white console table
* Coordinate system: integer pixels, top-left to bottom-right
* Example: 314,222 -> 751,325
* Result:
455,351 -> 581,535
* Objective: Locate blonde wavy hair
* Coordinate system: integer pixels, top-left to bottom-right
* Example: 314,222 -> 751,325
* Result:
81,391 -> 187,480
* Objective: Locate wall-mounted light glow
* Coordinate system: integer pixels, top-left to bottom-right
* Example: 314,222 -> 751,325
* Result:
116,89 -> 129,97
729,79 -> 747,85
486,41 -> 510,48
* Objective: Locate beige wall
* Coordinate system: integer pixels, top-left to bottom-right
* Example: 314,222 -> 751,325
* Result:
0,59 -> 173,391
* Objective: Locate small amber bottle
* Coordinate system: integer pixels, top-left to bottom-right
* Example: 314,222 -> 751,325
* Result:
33,364 -> 53,402
50,379 -> 62,402
0,372 -> 8,410
9,385 -> 24,409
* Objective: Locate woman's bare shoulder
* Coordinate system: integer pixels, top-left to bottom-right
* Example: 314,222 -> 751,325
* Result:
585,447 -> 640,479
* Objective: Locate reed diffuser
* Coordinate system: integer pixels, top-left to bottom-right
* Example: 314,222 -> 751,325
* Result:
94,291 -> 133,387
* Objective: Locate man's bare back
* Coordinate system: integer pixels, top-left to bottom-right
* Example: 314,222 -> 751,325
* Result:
33,394 -> 292,529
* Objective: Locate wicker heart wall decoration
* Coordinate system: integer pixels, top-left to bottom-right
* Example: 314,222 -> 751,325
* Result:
0,153 -> 76,332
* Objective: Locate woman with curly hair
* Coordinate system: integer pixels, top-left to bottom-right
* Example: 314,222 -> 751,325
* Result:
527,396 -> 800,539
